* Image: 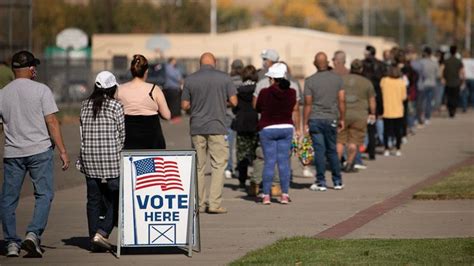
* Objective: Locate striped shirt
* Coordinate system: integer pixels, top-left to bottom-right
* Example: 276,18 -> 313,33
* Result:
80,98 -> 125,179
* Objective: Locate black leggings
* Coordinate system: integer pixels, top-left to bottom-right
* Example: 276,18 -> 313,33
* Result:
383,118 -> 403,150
445,86 -> 460,117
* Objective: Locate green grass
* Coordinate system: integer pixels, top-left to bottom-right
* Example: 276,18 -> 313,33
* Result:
413,165 -> 474,200
230,237 -> 474,265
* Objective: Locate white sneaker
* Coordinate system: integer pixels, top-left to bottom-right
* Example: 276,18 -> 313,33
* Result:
309,183 -> 327,191
395,150 -> 402,157
334,184 -> 344,190
224,170 -> 232,179
402,137 -> 408,144
303,167 -> 314,177
425,119 -> 431,125
354,163 -> 367,170
383,150 -> 390,156
6,242 -> 20,257
91,233 -> 112,250
21,232 -> 43,258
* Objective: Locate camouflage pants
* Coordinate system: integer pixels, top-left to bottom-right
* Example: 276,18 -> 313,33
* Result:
236,133 -> 258,163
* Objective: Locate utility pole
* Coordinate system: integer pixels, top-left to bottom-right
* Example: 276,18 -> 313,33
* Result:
399,7 -> 405,48
466,0 -> 472,55
210,0 -> 217,35
28,0 -> 32,51
363,0 -> 369,36
452,0 -> 458,44
8,0 -> 13,55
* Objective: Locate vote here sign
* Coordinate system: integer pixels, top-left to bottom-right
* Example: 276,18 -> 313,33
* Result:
120,151 -> 196,248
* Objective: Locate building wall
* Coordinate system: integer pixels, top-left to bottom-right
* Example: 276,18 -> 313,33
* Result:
92,26 -> 396,77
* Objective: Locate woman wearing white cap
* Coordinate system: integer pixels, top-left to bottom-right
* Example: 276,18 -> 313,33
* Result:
78,71 -> 125,251
255,63 -> 301,205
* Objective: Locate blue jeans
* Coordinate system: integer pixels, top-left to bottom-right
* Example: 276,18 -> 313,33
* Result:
467,79 -> 474,108
407,101 -> 416,129
423,86 -> 435,120
416,89 -> 426,124
460,87 -> 469,112
376,118 -> 384,145
434,81 -> 445,110
1,148 -> 54,244
308,119 -> 342,187
259,127 -> 293,195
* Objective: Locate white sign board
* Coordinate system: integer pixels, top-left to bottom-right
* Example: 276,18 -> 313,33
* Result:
118,150 -> 200,257
56,27 -> 88,50
463,58 -> 474,80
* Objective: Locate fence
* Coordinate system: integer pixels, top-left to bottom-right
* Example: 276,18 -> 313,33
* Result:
35,57 -> 235,103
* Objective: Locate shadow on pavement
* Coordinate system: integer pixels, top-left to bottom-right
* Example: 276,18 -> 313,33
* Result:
62,236 -> 90,251
120,246 -> 189,256
290,181 -> 310,190
0,240 -> 5,256
223,183 -> 242,191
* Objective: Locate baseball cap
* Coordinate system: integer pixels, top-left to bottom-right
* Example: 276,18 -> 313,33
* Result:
260,49 -> 279,62
95,71 -> 118,89
11,50 -> 40,69
231,59 -> 244,69
265,62 -> 287,79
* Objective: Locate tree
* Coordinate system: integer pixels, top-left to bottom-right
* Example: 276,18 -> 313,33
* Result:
217,0 -> 251,32
262,0 -> 347,34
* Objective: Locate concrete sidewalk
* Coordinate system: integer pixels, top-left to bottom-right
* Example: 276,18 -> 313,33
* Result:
0,110 -> 473,265
345,199 -> 474,239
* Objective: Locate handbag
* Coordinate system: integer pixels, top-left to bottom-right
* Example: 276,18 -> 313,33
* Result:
293,135 -> 314,166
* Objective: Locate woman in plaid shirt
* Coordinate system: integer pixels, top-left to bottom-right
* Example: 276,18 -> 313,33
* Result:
79,71 -> 125,251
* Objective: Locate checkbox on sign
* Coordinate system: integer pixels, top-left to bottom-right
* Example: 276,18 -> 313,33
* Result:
148,224 -> 176,245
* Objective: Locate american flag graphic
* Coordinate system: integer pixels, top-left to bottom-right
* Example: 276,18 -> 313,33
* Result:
133,157 -> 184,191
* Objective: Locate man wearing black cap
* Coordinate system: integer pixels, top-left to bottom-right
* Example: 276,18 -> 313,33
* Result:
362,45 -> 386,160
0,50 -> 70,257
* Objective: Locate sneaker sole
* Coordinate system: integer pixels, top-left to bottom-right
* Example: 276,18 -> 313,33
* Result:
21,239 -> 42,258
92,240 -> 111,250
310,187 -> 327,191
6,250 -> 19,257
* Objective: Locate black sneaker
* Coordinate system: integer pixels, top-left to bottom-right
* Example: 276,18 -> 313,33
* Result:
343,163 -> 358,173
21,232 -> 43,258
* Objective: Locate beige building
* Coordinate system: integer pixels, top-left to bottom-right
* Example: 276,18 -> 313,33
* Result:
92,26 -> 396,78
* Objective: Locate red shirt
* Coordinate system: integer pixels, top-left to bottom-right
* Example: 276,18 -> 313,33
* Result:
256,83 -> 296,130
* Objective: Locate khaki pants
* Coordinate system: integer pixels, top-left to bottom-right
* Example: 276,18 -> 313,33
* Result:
192,135 -> 228,210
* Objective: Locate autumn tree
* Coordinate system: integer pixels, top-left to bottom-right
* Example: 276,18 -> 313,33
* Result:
262,0 -> 347,34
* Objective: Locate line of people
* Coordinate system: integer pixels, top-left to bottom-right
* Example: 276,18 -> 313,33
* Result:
0,43 -> 469,257
225,44 -> 468,202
